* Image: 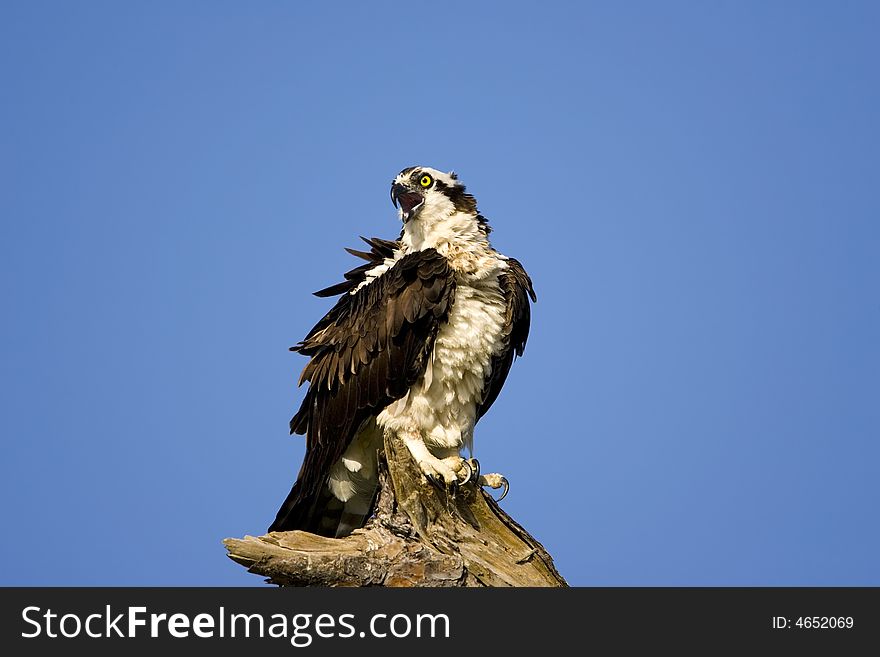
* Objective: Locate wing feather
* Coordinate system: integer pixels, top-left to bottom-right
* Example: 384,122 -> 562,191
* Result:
270,247 -> 456,532
475,258 -> 536,421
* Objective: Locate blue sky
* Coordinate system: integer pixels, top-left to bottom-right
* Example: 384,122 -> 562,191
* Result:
1,1 -> 878,585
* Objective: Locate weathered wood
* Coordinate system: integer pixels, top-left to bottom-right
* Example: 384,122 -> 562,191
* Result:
224,435 -> 567,587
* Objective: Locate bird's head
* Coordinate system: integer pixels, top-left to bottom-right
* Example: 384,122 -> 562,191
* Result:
390,166 -> 482,227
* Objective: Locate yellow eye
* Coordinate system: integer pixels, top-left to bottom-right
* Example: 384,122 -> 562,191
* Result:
419,174 -> 433,188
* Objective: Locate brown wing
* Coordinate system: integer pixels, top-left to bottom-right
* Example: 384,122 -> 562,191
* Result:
270,247 -> 456,532
476,258 -> 536,421
311,236 -> 399,298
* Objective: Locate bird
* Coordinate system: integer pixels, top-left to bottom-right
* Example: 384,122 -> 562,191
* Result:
269,166 -> 536,537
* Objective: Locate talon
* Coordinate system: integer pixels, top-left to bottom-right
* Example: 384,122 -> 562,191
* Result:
424,473 -> 443,490
478,473 -> 510,501
457,459 -> 473,485
497,476 -> 509,501
468,458 -> 480,482
458,458 -> 480,486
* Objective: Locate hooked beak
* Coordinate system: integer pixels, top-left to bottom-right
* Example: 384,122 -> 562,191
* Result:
390,182 -> 424,222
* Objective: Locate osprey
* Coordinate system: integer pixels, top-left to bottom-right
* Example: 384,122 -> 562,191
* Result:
270,166 -> 536,537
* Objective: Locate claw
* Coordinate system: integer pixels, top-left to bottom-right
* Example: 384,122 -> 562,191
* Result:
458,458 -> 481,486
478,472 -> 510,501
469,458 -> 481,483
424,473 -> 443,491
497,476 -> 509,501
458,459 -> 473,485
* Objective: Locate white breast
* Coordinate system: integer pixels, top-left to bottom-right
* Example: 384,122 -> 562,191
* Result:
377,272 -> 507,453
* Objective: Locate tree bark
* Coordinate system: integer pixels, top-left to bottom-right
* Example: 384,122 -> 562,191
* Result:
224,435 -> 567,587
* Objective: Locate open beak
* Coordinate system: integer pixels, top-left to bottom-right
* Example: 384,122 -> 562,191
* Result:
390,183 -> 424,222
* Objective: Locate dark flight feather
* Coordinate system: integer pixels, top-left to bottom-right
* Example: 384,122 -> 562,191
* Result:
270,245 -> 456,533
476,258 -> 536,421
311,237 -> 398,298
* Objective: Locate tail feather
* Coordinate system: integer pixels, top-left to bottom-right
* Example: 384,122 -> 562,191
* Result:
268,480 -> 321,534
268,476 -> 378,537
333,489 -> 379,538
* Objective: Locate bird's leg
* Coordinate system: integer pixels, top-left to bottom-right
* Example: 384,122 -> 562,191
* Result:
402,435 -> 459,486
402,435 -> 507,499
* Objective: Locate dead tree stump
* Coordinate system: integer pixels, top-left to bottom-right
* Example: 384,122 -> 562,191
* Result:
224,435 -> 567,587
